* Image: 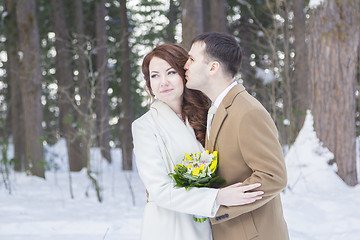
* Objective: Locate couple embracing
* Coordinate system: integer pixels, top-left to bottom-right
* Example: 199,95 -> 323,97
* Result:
132,32 -> 289,240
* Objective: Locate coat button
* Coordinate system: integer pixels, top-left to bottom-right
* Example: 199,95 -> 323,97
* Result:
224,214 -> 229,218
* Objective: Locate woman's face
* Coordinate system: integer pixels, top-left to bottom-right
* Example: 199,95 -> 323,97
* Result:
149,57 -> 184,109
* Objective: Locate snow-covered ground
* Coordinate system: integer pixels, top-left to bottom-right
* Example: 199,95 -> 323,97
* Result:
1,111 -> 360,240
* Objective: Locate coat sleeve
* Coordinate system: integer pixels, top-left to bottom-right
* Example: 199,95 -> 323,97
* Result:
132,117 -> 219,217
211,108 -> 287,224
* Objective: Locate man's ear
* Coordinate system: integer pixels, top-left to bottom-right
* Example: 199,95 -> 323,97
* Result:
209,61 -> 220,75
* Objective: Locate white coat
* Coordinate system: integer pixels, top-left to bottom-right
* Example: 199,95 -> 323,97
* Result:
132,100 -> 219,240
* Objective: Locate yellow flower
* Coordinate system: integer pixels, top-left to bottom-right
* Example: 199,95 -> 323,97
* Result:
209,159 -> 217,173
185,153 -> 193,161
206,150 -> 209,154
187,164 -> 191,169
213,151 -> 218,157
178,164 -> 185,168
192,168 -> 200,176
200,164 -> 204,171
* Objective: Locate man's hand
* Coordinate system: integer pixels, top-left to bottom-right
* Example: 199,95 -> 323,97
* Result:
216,182 -> 263,207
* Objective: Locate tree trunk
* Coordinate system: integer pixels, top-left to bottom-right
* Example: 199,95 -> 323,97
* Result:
180,0 -> 203,50
119,0 -> 134,170
166,0 -> 176,43
280,0 -> 294,145
95,0 -> 112,163
209,0 -> 227,32
238,14 -> 256,90
16,0 -> 44,178
5,0 -> 25,171
202,0 -> 211,32
50,0 -> 83,171
292,0 -> 309,136
309,0 -> 359,186
75,0 -> 90,169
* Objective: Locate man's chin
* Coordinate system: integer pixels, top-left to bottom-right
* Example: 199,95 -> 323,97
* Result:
185,82 -> 198,90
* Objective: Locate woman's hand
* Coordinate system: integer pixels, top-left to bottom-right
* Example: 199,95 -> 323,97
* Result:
216,182 -> 263,206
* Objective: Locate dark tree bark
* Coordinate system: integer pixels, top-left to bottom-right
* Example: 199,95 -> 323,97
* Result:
16,0 -> 44,178
50,0 -> 83,171
309,0 -> 359,186
166,0 -> 176,43
5,0 -> 25,171
119,0 -> 134,170
95,0 -> 112,163
180,0 -> 203,50
280,1 -> 294,144
292,0 -> 309,136
75,0 -> 90,169
209,0 -> 227,32
202,0 -> 211,32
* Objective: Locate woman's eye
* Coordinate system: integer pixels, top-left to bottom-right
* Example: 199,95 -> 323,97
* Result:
168,71 -> 177,75
150,74 -> 158,78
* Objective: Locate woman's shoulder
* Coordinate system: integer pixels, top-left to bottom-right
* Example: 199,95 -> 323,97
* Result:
132,110 -> 153,128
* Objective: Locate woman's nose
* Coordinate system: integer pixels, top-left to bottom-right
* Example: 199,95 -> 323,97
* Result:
160,76 -> 169,86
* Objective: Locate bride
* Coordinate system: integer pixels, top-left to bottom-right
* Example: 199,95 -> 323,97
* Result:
132,43 -> 263,240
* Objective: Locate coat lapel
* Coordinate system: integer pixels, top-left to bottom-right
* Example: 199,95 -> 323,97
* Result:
150,100 -> 204,170
206,84 -> 246,152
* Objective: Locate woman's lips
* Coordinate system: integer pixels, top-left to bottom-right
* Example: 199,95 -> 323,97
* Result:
160,89 -> 173,93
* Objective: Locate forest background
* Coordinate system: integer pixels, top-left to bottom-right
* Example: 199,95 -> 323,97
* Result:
0,0 -> 359,198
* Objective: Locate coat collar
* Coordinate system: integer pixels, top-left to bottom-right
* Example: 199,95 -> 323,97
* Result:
205,84 -> 246,151
150,100 -> 204,169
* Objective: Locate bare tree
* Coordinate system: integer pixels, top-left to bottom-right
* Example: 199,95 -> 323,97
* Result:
75,0 -> 90,169
50,0 -> 83,171
166,0 -> 176,43
292,0 -> 309,136
5,0 -> 25,171
95,0 -> 112,163
180,0 -> 203,49
209,0 -> 228,32
202,0 -> 211,32
279,0 -> 294,144
119,0 -> 134,170
16,0 -> 44,178
308,0 -> 359,186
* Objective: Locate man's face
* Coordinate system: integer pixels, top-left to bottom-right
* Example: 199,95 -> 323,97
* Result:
184,42 -> 211,91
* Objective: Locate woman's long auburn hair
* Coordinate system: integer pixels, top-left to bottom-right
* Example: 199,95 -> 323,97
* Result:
142,44 -> 210,147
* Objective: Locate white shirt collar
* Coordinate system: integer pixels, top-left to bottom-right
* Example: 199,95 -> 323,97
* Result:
213,81 -> 238,108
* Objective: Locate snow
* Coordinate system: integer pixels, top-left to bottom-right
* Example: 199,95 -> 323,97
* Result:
255,67 -> 276,85
1,147 -> 147,240
1,110 -> 360,240
309,0 -> 325,9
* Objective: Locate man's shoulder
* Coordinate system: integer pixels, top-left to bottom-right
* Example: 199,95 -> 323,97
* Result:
230,89 -> 268,115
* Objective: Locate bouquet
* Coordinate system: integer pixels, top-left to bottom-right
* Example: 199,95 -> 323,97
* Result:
169,150 -> 225,222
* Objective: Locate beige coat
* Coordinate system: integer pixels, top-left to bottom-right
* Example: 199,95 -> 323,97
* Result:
206,84 -> 289,240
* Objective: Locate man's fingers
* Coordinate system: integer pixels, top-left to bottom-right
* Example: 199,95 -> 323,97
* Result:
243,190 -> 264,198
226,182 -> 243,188
240,183 -> 261,192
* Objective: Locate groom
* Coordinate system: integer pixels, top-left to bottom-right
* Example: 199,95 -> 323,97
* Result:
184,32 -> 289,240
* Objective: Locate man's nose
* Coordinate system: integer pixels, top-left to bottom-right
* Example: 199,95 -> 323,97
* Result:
184,60 -> 189,70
